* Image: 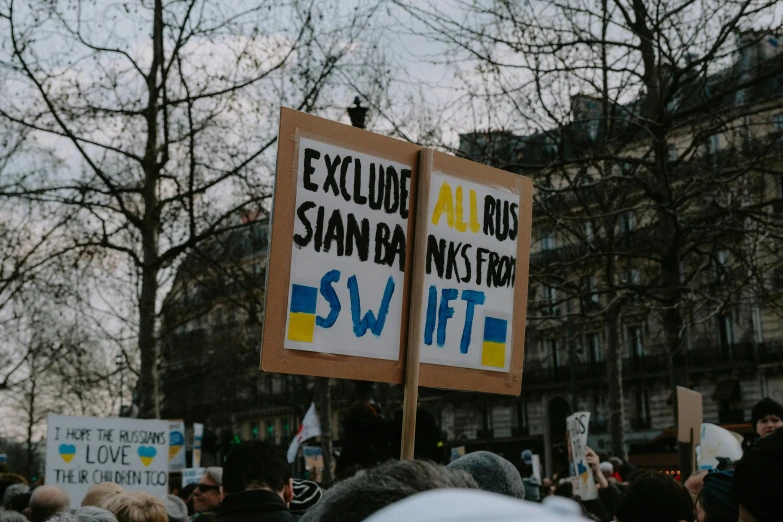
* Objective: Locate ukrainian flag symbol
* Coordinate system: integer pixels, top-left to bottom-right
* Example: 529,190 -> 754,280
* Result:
288,284 -> 317,343
481,317 -> 508,368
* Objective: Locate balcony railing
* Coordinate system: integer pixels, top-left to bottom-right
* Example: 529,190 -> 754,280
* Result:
522,341 -> 783,386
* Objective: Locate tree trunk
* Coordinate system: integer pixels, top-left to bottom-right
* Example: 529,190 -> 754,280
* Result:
317,377 -> 334,487
138,0 -> 164,419
605,303 -> 627,460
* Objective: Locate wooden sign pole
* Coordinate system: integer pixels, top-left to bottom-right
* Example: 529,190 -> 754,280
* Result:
400,148 -> 433,460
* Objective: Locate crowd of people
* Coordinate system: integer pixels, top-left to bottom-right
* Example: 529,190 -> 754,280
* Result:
1,397 -> 782,522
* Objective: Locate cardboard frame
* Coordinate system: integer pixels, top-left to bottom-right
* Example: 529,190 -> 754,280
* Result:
416,151 -> 533,395
260,107 -> 420,383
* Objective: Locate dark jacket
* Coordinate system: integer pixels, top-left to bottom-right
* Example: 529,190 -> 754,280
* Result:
216,490 -> 298,522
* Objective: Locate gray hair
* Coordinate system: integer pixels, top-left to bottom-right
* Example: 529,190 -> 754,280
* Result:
0,509 -> 29,522
301,460 -> 479,522
3,484 -> 29,510
29,486 -> 70,522
447,451 -> 525,499
203,467 -> 223,487
48,506 -> 119,522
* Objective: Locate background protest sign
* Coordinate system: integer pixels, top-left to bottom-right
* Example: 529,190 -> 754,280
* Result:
168,420 -> 186,471
566,412 -> 598,501
182,467 -> 205,486
416,151 -> 532,395
698,423 -> 743,469
192,423 -> 203,468
46,414 -> 169,507
261,107 -> 421,383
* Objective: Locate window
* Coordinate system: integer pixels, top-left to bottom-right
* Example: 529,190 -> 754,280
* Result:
588,119 -> 600,141
515,401 -> 529,433
715,380 -> 743,423
712,250 -> 729,283
265,419 -> 275,442
718,313 -> 735,351
774,113 -> 783,140
708,134 -> 720,155
623,268 -> 641,286
548,339 -> 564,369
586,333 -> 602,363
541,231 -> 557,251
667,145 -> 678,162
621,212 -> 636,233
543,285 -> 559,316
249,422 -> 260,440
583,277 -> 599,305
633,389 -> 651,429
627,326 -> 644,358
282,418 -> 291,438
592,393 -> 608,429
584,221 -> 595,242
491,406 -> 513,438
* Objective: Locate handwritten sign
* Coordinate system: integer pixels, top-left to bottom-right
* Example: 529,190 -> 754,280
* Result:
169,421 -> 186,471
182,467 -> 205,486
192,423 -> 203,468
46,415 -> 169,507
418,172 -> 518,372
284,137 -> 412,360
566,412 -> 597,501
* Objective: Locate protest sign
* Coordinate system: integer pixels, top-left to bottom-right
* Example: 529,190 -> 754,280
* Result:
450,446 -> 466,462
261,107 -> 421,383
566,412 -> 597,501
46,414 -> 169,507
192,423 -> 203,468
531,454 -> 542,484
302,446 -> 324,482
415,152 -> 531,394
698,423 -> 743,469
182,467 -> 205,486
287,403 -> 321,463
0,454 -> 6,465
169,421 -> 186,471
676,386 -> 703,475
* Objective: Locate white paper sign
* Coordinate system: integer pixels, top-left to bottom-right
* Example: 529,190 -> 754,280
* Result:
285,137 -> 412,360
46,414 -> 169,507
418,172 -> 518,371
566,412 -> 598,501
182,467 -> 205,486
192,423 -> 203,468
698,423 -> 744,469
168,421 -> 186,471
531,454 -> 542,484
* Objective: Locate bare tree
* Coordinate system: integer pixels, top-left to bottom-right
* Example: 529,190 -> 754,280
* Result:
0,0 -> 385,417
390,0 -> 783,466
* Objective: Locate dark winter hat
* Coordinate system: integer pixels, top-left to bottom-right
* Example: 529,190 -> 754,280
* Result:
447,451 -> 525,499
701,470 -> 738,522
290,479 -> 323,514
751,398 -> 783,428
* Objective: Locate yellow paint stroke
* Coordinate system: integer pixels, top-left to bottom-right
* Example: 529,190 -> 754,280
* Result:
140,456 -> 154,467
455,186 -> 467,232
431,182 -> 454,228
481,341 -> 506,368
469,190 -> 481,233
169,446 -> 182,460
288,313 -> 315,343
60,454 -> 74,463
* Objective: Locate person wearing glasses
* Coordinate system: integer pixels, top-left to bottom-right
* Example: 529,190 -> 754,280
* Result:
192,467 -> 223,520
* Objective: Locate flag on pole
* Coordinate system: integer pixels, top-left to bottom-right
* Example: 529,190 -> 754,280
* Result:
287,403 -> 322,463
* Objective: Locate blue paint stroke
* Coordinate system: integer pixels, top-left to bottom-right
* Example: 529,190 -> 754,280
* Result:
349,275 -> 395,337
316,270 -> 341,328
483,317 -> 508,343
423,285 -> 437,346
437,288 -> 458,347
459,289 -> 485,354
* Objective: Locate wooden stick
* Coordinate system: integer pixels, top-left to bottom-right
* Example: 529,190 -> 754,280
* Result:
400,147 -> 433,460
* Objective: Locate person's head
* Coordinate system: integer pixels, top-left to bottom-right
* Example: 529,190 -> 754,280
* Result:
696,470 -> 737,522
447,451 -> 525,499
300,459 -> 479,522
751,398 -> 783,438
221,441 -> 292,503
733,427 -> 783,522
614,471 -> 694,522
608,457 -> 624,472
28,486 -> 70,522
553,480 -> 573,498
0,508 -> 28,522
49,507 -> 118,522
3,483 -> 30,512
168,473 -> 182,497
289,480 -> 323,515
192,467 -> 222,513
685,470 -> 709,501
101,492 -> 167,522
81,483 -> 124,508
599,462 -> 614,477
162,494 -> 188,522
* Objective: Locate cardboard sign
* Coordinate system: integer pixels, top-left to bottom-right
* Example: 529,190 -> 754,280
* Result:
182,467 -> 205,486
261,108 -> 532,395
566,412 -> 597,501
676,387 -> 703,444
169,421 -> 186,471
192,423 -> 203,468
261,108 -> 420,383
46,415 -> 169,507
302,446 -> 324,482
698,423 -> 743,469
416,152 -> 531,394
